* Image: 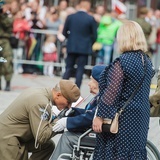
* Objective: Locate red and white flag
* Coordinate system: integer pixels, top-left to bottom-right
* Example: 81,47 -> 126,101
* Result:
112,0 -> 127,15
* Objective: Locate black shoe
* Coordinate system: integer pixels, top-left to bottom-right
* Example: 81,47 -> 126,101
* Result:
5,81 -> 10,91
5,86 -> 10,91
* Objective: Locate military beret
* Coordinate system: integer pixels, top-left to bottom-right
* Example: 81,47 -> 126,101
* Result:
91,65 -> 106,82
59,80 -> 80,103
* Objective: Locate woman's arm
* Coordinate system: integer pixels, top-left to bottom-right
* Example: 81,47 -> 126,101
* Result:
93,60 -> 124,132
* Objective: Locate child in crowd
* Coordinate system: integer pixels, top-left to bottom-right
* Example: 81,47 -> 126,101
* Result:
13,10 -> 31,74
42,35 -> 57,77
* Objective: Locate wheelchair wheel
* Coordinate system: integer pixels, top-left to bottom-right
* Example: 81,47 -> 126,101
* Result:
147,140 -> 160,160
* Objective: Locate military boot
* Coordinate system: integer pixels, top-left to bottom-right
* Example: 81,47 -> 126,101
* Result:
5,81 -> 11,91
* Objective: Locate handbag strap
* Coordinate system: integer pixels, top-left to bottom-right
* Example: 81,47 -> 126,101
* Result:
118,54 -> 147,115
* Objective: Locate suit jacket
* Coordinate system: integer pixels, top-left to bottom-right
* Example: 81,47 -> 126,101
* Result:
0,87 -> 54,159
66,95 -> 99,132
63,11 -> 97,55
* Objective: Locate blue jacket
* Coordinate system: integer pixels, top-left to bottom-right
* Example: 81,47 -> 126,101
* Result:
66,95 -> 99,132
63,11 -> 97,55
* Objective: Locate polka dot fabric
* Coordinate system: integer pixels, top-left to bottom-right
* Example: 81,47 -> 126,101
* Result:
93,50 -> 155,160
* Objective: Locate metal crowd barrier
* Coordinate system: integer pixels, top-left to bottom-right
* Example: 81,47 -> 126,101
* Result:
13,28 -> 94,74
13,59 -> 94,70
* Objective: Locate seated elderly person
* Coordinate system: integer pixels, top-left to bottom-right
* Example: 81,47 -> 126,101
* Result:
49,65 -> 106,160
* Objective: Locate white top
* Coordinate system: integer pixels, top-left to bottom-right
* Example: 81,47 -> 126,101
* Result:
42,42 -> 56,53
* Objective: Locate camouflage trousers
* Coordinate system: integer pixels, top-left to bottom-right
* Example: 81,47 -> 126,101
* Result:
0,39 -> 13,81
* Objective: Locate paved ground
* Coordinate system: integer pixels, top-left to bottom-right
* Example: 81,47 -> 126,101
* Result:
0,73 -> 160,153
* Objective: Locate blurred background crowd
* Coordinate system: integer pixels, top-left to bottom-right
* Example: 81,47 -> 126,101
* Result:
1,0 -> 160,90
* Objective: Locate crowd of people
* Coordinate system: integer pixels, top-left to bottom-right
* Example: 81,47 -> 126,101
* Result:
1,0 -> 160,160
1,0 -> 160,89
0,0 -> 119,90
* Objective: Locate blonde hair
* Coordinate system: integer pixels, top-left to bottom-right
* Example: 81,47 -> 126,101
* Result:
117,20 -> 148,53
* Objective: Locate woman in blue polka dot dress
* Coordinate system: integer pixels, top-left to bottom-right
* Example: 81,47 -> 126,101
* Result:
92,20 -> 155,160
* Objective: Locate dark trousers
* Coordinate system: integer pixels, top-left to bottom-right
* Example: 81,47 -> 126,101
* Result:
63,53 -> 88,88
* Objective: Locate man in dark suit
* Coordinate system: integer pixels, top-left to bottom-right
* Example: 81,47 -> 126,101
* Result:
62,0 -> 97,88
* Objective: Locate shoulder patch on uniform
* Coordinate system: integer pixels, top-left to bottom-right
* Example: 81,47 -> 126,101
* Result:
39,108 -> 49,121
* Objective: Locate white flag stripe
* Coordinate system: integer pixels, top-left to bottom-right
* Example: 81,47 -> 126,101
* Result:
112,0 -> 127,14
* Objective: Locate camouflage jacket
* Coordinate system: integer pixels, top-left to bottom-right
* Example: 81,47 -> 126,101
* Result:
135,17 -> 152,41
150,73 -> 160,117
0,12 -> 13,38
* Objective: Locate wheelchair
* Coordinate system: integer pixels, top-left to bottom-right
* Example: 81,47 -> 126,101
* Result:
58,128 -> 95,160
57,128 -> 160,160
55,107 -> 160,160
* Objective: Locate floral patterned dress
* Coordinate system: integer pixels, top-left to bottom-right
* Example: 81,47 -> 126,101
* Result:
93,50 -> 155,160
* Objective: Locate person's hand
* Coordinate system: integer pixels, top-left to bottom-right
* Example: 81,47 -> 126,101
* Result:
52,117 -> 67,132
92,117 -> 103,133
57,33 -> 65,42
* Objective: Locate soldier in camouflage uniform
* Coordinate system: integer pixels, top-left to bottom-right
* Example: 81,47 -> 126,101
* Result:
135,7 -> 152,57
0,3 -> 13,91
150,68 -> 160,117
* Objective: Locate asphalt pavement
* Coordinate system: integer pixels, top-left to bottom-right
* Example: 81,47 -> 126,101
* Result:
0,73 -> 160,153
